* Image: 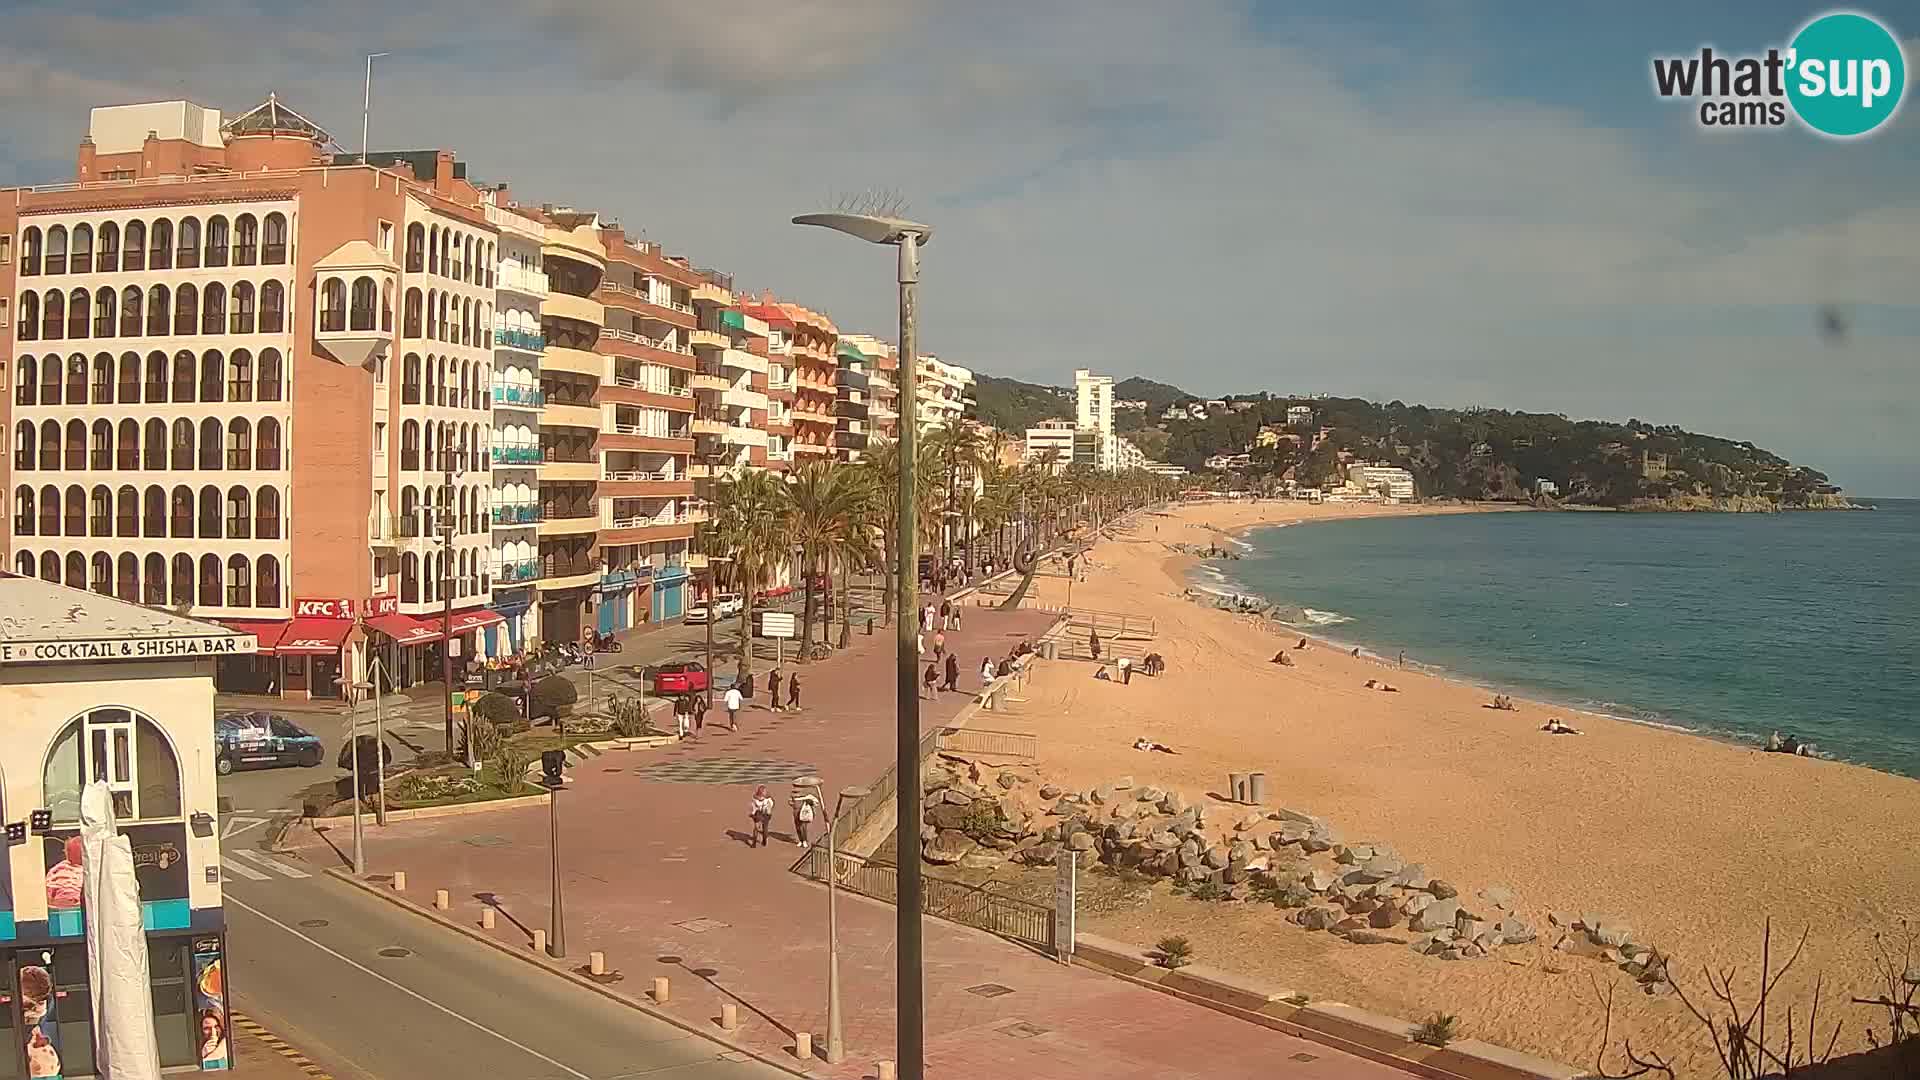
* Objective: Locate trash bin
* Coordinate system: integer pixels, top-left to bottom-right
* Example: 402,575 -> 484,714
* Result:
1229,772 -> 1249,803
1248,771 -> 1268,805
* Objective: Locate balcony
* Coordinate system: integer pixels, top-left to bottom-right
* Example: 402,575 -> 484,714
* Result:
600,426 -> 693,454
541,291 -> 603,329
538,458 -> 599,482
495,267 -> 550,298
689,329 -> 728,350
538,513 -> 599,537
692,281 -> 731,307
542,346 -> 603,380
492,385 -> 546,409
496,558 -> 541,583
593,283 -> 696,329
723,386 -> 768,411
725,424 -> 769,447
691,415 -> 728,436
720,348 -> 767,375
597,327 -> 694,369
600,469 -> 694,499
792,439 -> 833,455
542,401 -> 601,429
493,328 -> 546,353
491,445 -> 543,466
689,372 -> 729,392
490,504 -> 544,526
767,376 -> 796,392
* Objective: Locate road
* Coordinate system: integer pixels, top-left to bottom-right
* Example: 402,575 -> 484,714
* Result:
222,856 -> 795,1080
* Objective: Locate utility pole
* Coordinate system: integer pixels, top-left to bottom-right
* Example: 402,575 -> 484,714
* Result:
440,462 -> 466,766
360,53 -> 390,166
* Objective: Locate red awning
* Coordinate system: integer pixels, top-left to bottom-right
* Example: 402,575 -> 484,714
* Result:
273,617 -> 353,656
365,612 -> 443,646
446,609 -> 505,635
217,620 -> 285,655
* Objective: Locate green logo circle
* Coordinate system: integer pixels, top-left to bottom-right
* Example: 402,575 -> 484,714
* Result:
1787,12 -> 1906,137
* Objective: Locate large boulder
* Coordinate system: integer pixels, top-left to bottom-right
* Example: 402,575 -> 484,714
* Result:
1038,783 -> 1062,801
996,772 -> 1020,790
1203,844 -> 1232,870
1227,839 -> 1256,864
1341,929 -> 1409,946
1368,904 -> 1404,929
1137,786 -> 1166,804
1411,900 -> 1462,933
941,788 -> 974,805
1497,916 -> 1537,946
1148,830 -> 1181,852
1334,844 -> 1374,865
1348,856 -> 1404,884
1234,810 -> 1267,833
1295,906 -> 1340,931
923,831 -> 975,864
1301,827 -> 1336,854
1160,790 -> 1189,816
1427,879 -> 1460,900
1304,867 -> 1338,893
926,803 -> 971,831
1400,893 -> 1435,919
1392,863 -> 1431,890
1068,830 -> 1097,852
1016,840 -> 1063,866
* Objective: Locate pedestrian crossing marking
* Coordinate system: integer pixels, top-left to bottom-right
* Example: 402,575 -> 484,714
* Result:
220,856 -> 270,881
223,815 -> 270,839
230,847 -> 312,878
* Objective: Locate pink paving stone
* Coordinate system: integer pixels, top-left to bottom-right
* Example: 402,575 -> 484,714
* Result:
289,606 -> 1405,1078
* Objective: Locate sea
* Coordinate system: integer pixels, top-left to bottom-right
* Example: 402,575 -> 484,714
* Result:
1194,500 -> 1920,777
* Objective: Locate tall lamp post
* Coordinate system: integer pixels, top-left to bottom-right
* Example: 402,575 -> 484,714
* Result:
440,461 -> 472,769
792,207 -> 931,1079
796,776 -> 869,1065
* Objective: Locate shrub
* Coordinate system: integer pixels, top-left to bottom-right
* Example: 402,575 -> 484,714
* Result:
472,692 -> 520,725
1412,1014 -> 1458,1048
608,696 -> 657,738
463,718 -> 503,762
958,799 -> 1001,841
1151,936 -> 1194,969
529,676 -> 578,719
1186,879 -> 1228,902
491,744 -> 533,790
390,770 -> 481,803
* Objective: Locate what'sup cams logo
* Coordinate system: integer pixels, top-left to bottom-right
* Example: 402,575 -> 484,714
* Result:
1652,10 -> 1906,137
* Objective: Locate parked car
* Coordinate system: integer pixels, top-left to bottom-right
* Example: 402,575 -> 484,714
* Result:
685,593 -> 744,624
214,711 -> 324,775
646,661 -> 710,695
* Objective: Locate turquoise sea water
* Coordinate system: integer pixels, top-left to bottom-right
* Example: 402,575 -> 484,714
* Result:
1197,501 -> 1920,777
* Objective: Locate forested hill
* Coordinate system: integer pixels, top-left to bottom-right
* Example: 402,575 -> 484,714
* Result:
972,374 -> 1071,431
1157,396 -> 1847,508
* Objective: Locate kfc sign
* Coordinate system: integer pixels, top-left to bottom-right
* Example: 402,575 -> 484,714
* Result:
366,595 -> 399,617
294,597 -> 354,619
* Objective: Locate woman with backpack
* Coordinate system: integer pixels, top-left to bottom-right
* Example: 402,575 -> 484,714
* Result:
748,786 -> 775,848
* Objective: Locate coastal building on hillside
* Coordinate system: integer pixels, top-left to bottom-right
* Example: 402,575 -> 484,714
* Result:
0,573 -> 251,1071
1537,478 -> 1560,497
1287,403 -> 1314,427
1349,463 -> 1416,502
1143,461 -> 1188,478
1115,437 -> 1147,471
840,334 -> 896,445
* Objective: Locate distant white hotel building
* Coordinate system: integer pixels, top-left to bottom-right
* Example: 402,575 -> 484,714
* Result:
1023,419 -> 1075,472
1347,463 -> 1416,502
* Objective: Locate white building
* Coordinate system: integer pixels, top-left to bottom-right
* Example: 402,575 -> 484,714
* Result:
1349,463 -> 1416,502
1024,420 -> 1075,472
1287,404 -> 1314,427
916,353 -> 973,431
1143,462 -> 1189,478
1536,478 -> 1560,497
1115,437 -> 1147,471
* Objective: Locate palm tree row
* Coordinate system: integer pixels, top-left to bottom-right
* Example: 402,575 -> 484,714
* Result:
699,423 -> 1183,678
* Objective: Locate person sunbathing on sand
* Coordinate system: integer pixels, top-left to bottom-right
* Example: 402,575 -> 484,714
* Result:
1133,737 -> 1177,754
1271,651 -> 1294,667
1541,718 -> 1582,735
1296,637 -> 1309,650
1351,647 -> 1362,658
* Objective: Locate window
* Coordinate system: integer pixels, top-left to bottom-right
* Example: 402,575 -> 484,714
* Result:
97,222 -> 119,272
256,418 -> 281,470
18,292 -> 36,340
42,710 -> 185,823
45,226 -> 67,275
205,215 -> 229,267
93,287 -> 116,337
406,224 -> 425,273
228,350 -> 254,401
0,298 -> 9,328
226,419 -> 253,470
262,213 -> 288,264
379,221 -> 394,254
320,278 -> 346,332
43,290 -> 64,340
226,554 -> 251,606
147,285 -> 169,336
350,276 -> 376,331
256,488 -> 281,540
71,224 -> 93,273
124,221 -> 145,271
234,214 -> 258,266
176,217 -> 201,269
21,227 -> 39,275
256,554 -> 282,607
121,286 -> 142,336
232,281 -> 256,333
258,349 -> 283,401
0,233 -> 11,264
260,281 -> 285,333
174,283 -> 198,336
202,282 -> 226,335
149,219 -> 172,270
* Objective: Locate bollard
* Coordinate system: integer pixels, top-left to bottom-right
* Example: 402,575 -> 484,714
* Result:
1248,771 -> 1268,805
793,1033 -> 813,1060
877,1061 -> 897,1080
434,889 -> 449,910
867,617 -> 875,636
651,976 -> 671,1003
391,871 -> 407,891
480,907 -> 496,930
532,928 -> 547,953
589,951 -> 606,976
720,1002 -> 738,1031
1228,772 -> 1248,803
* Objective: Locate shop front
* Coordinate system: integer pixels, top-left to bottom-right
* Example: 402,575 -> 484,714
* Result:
488,589 -> 536,657
595,569 -> 639,637
650,566 -> 689,623
540,587 -> 588,647
362,595 -> 442,690
1,576 -> 244,1076
210,597 -> 358,701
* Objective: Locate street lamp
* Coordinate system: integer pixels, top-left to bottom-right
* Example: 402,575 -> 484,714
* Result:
796,776 -> 869,1065
793,207 -> 931,1079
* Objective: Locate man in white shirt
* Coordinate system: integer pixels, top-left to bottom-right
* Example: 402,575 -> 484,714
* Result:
724,685 -> 743,731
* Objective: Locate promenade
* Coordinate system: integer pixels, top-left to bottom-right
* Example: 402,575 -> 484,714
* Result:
285,601 -> 1400,1079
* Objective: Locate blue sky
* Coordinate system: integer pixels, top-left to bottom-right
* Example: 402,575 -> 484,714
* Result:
1,1 -> 1914,495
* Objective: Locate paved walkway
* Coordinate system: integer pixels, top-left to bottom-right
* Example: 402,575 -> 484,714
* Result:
285,605 -> 1400,1079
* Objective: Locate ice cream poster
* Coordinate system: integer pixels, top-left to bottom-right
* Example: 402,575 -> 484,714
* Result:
191,937 -> 229,1071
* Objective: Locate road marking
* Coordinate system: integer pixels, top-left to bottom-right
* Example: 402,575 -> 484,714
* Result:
231,847 -> 312,878
227,896 -> 593,1080
224,815 -> 271,839
221,857 -> 271,881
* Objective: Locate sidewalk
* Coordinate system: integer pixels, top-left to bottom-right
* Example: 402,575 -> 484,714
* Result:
285,604 -> 1400,1079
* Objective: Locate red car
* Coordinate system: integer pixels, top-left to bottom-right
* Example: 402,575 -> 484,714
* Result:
647,661 -> 710,695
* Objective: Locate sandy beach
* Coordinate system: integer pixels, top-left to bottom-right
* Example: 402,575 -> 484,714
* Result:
1001,499 -> 1920,1074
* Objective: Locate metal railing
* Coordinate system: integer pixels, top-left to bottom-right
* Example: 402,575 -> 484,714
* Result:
493,328 -> 546,352
937,727 -> 1038,760
490,504 -> 543,524
598,327 -> 692,354
492,385 -> 546,406
491,445 -> 542,465
603,468 -> 678,482
612,374 -> 693,396
1064,607 -> 1157,640
792,847 -> 1054,952
497,559 -> 541,582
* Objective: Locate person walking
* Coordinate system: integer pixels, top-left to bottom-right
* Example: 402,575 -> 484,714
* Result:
940,599 -> 952,630
674,695 -> 692,739
922,661 -> 939,700
943,652 -> 960,693
792,791 -> 816,849
787,671 -> 801,712
951,603 -> 962,631
980,656 -> 996,686
748,786 -> 774,848
724,683 -> 743,732
767,667 -> 783,711
742,670 -> 756,702
687,693 -> 705,735
1089,629 -> 1103,661
933,629 -> 946,660
1118,655 -> 1133,685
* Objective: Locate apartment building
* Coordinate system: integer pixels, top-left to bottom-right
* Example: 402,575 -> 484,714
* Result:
833,337 -> 875,462
1024,420 -> 1075,471
916,353 -> 973,430
481,195 -> 548,652
780,299 -> 839,461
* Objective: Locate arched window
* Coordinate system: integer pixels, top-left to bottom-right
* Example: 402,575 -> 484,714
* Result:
424,420 -> 437,472
62,355 -> 84,404
13,419 -> 34,471
147,284 -> 170,336
21,226 -> 41,275
123,220 -> 146,271
256,418 -> 282,470
64,550 -> 85,590
115,484 -> 137,536
231,281 -> 256,333
226,418 -> 252,471
170,419 -> 195,472
39,420 -> 59,469
404,288 -> 423,338
233,214 -> 258,266
257,554 -> 282,608
262,213 -> 288,264
98,222 -> 120,272
41,551 -> 61,583
381,279 -> 393,332
45,226 -> 68,275
438,293 -> 449,342
226,554 -> 251,607
257,348 -> 283,401
91,354 -> 113,404
70,224 -> 93,273
14,356 -> 35,407
13,485 -> 33,537
176,216 -> 201,269
256,487 -> 281,539
198,417 -> 223,470
89,419 -> 113,470
174,283 -> 198,336
117,418 -> 139,471
202,282 -> 226,335
260,280 -> 285,332
228,350 -> 254,401
42,709 -> 184,824
200,349 -> 225,403
170,552 -> 193,605
320,278 -> 347,332
401,420 -> 419,471
38,484 -> 58,534
144,554 -> 167,605
119,286 -> 142,337
93,286 -> 117,338
205,215 -> 230,267
197,552 -> 221,609
143,419 -> 166,471
67,288 -> 90,338
143,485 -> 166,537
402,552 -> 419,603
144,353 -> 168,404
64,487 -> 85,537
198,486 -> 222,538
116,552 -> 138,602
18,292 -> 38,341
149,218 -> 172,270
459,297 -> 471,346
428,225 -> 440,275
43,289 -> 65,340
172,351 -> 196,403
350,276 -> 377,331
88,485 -> 110,536
402,353 -> 421,404
406,223 -> 425,273
90,551 -> 111,595
15,550 -> 34,576
64,417 -> 86,470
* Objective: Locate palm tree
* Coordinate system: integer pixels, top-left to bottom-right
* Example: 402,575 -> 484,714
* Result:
702,469 -> 792,681
926,421 -> 988,568
857,437 -> 942,625
786,460 -> 867,659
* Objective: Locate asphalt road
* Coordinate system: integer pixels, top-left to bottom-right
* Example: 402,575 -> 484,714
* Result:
223,857 -> 794,1080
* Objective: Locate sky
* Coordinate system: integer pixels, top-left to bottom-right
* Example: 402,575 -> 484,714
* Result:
1,1 -> 1915,495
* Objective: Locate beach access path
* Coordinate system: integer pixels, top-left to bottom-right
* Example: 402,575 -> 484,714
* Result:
281,599 -> 1401,1079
